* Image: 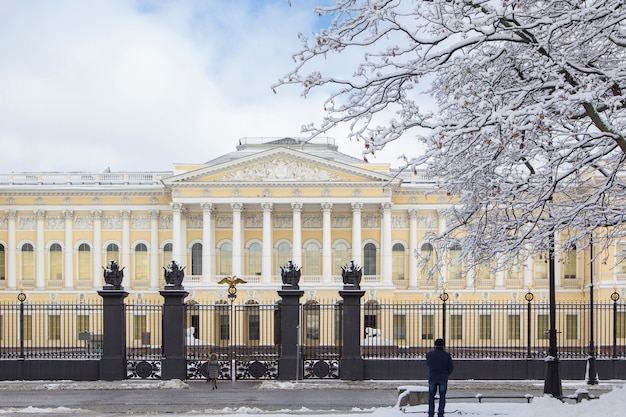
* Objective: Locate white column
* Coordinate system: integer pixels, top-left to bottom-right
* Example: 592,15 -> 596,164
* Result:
381,203 -> 393,284
322,202 -> 332,283
291,203 -> 302,267
231,203 -> 243,277
523,245 -> 533,288
92,210 -> 102,289
437,210 -> 447,287
181,209 -> 188,268
408,209 -> 418,289
262,203 -> 273,284
35,210 -> 45,290
172,203 -> 182,264
351,203 -> 362,266
121,210 -> 131,288
495,270 -> 505,288
201,203 -> 213,284
64,210 -> 74,289
150,210 -> 159,289
7,210 -> 16,289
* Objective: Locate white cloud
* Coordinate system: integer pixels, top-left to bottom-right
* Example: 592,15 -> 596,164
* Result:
0,0 -> 420,173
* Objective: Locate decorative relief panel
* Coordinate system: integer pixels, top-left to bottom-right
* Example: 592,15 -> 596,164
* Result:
303,214 -> 322,228
221,158 -> 341,181
274,215 -> 292,229
332,215 -> 350,228
131,215 -> 150,230
75,215 -> 94,229
217,214 -> 233,228
362,214 -> 381,228
46,216 -> 64,230
418,215 -> 437,229
392,215 -> 408,229
0,216 -> 7,230
246,214 -> 262,228
187,214 -> 203,229
103,216 -> 122,229
160,215 -> 173,229
18,216 -> 36,230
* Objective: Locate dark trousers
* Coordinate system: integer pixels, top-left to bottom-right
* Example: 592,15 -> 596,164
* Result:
428,379 -> 448,417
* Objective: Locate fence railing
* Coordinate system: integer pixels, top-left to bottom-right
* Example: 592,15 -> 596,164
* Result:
2,299 -> 625,361
0,301 -> 103,359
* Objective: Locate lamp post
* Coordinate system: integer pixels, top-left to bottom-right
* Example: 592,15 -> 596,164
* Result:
17,291 -> 27,359
440,285 -> 449,343
544,230 -> 562,397
587,236 -> 597,385
525,287 -> 534,359
611,290 -> 620,359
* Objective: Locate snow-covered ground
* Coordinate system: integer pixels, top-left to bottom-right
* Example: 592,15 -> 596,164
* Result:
0,380 -> 623,416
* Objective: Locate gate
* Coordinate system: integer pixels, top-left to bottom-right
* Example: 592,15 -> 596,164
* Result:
300,301 -> 341,379
125,302 -> 163,379
185,301 -> 280,380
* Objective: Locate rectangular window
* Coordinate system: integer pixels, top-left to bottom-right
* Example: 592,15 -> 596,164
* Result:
617,312 -> 626,339
566,314 -> 578,340
421,315 -> 434,340
479,314 -> 492,340
133,315 -> 147,341
305,311 -> 320,341
219,314 -> 230,341
508,314 -> 521,340
537,314 -> 549,340
393,314 -> 406,340
248,313 -> 260,341
76,315 -> 90,339
450,314 -> 463,340
48,315 -> 61,341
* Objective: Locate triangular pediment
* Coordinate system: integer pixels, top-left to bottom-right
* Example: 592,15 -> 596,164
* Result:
163,147 -> 395,186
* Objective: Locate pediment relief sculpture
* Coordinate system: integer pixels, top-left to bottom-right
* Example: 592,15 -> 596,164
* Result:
221,158 -> 341,182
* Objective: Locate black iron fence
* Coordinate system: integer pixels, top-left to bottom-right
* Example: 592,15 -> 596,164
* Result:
2,299 -> 625,362
0,300 -> 103,359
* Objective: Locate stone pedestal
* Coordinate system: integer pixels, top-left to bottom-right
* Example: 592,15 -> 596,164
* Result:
339,289 -> 365,380
277,289 -> 304,380
98,290 -> 129,380
160,289 -> 189,380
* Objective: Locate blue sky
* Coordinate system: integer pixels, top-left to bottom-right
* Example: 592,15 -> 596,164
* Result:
0,0 -> 419,172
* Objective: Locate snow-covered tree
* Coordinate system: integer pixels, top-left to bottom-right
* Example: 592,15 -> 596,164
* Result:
275,0 -> 626,272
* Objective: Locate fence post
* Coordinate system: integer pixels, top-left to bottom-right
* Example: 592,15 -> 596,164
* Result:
339,289 -> 365,380
160,289 -> 189,380
98,289 -> 129,380
277,289 -> 304,380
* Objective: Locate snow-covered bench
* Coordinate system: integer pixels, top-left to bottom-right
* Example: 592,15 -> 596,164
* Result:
396,385 -> 429,407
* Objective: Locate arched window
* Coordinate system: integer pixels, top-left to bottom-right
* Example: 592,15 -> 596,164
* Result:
304,242 -> 321,276
134,243 -> 148,280
276,241 -> 292,273
50,243 -> 63,280
0,243 -> 5,281
419,243 -> 435,281
448,245 -> 462,280
162,243 -> 173,268
392,243 -> 406,280
248,242 -> 262,276
106,243 -> 119,264
191,242 -> 203,275
333,242 -> 349,275
21,243 -> 35,281
77,243 -> 91,280
219,242 -> 232,275
564,246 -> 577,279
363,243 -> 377,276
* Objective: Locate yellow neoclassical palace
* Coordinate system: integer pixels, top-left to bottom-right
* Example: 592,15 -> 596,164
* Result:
0,137 -> 623,304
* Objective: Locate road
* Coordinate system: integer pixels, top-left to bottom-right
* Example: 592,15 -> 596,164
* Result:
0,379 -> 617,416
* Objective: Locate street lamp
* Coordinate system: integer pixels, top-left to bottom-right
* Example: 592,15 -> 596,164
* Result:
611,290 -> 620,358
440,285 -> 449,343
587,236 -> 598,385
17,291 -> 27,359
525,287 -> 534,359
544,230 -> 562,397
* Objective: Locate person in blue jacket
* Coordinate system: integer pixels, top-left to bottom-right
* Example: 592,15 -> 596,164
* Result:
426,338 -> 454,417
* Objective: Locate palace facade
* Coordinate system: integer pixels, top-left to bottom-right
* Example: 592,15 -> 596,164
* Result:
0,137 -> 623,304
